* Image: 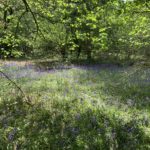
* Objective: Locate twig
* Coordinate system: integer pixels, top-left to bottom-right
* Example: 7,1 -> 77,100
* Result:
22,0 -> 39,38
15,10 -> 27,36
0,70 -> 32,106
15,0 -> 46,40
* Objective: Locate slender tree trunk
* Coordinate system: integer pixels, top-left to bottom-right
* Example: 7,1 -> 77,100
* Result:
87,50 -> 92,60
86,40 -> 92,60
61,48 -> 66,61
77,45 -> 81,59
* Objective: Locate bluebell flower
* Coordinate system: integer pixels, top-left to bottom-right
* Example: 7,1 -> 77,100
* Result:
8,133 -> 14,141
75,113 -> 81,121
127,127 -> 134,133
8,128 -> 17,141
71,127 -> 79,136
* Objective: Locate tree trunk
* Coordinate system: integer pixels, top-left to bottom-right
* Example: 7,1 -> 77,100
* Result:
77,45 -> 81,59
86,40 -> 92,60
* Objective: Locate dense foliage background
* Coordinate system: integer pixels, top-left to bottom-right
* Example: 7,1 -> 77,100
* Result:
0,0 -> 149,64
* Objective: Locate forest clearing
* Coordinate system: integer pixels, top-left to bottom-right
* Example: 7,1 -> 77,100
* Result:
0,0 -> 150,149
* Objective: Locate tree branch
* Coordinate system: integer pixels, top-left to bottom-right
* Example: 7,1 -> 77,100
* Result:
0,70 -> 32,106
15,10 -> 27,36
22,0 -> 39,37
15,0 -> 46,40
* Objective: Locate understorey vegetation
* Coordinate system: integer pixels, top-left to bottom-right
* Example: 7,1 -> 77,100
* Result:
0,63 -> 150,149
0,0 -> 149,64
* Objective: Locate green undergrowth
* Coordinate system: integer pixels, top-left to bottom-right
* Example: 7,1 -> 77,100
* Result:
0,63 -> 150,149
0,96 -> 150,149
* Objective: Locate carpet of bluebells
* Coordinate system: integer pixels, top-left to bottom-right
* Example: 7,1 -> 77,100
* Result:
0,61 -> 150,149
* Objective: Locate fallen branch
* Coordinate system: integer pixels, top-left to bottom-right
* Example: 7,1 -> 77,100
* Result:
0,70 -> 32,106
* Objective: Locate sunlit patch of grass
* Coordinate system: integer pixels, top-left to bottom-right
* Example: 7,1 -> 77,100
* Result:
1,63 -> 150,110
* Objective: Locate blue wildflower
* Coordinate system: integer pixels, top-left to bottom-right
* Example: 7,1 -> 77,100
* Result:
71,127 -> 79,136
8,128 -> 17,141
